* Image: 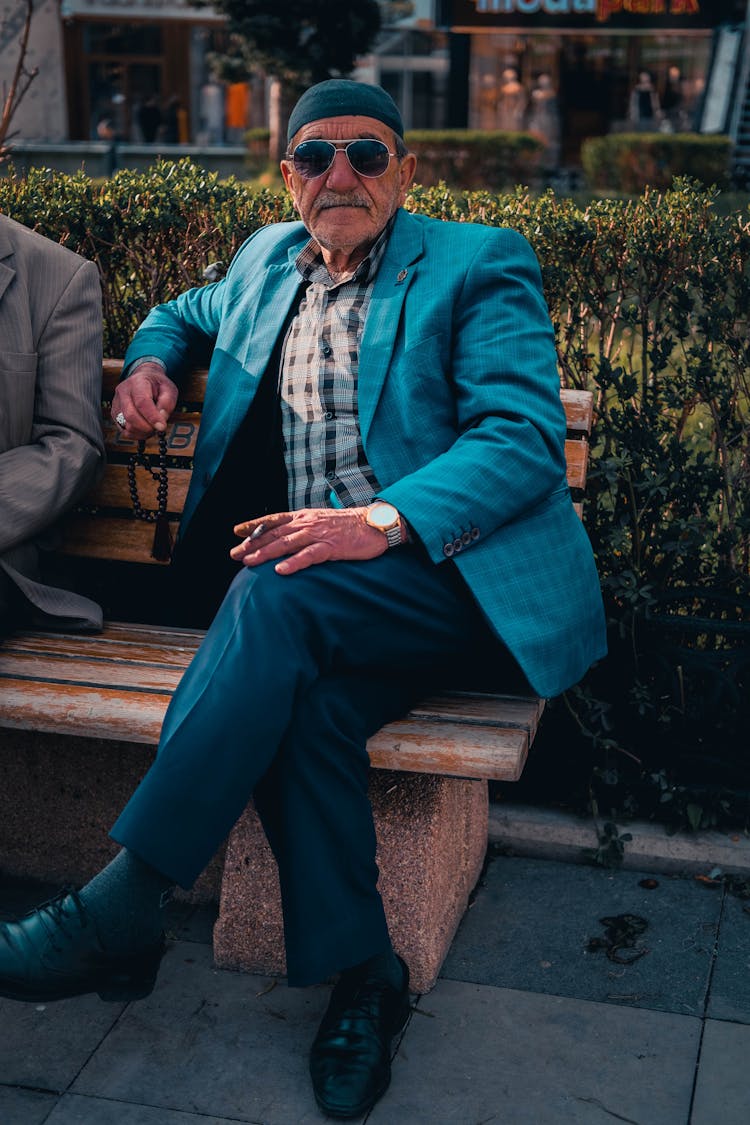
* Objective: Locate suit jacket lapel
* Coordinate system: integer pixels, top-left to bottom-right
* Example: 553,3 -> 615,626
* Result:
236,252 -> 303,375
198,251 -> 302,478
358,209 -> 424,444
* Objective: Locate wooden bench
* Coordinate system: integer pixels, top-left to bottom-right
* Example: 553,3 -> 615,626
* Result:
0,359 -> 594,991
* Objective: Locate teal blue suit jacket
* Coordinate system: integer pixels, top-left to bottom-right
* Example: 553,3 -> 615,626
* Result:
124,208 -> 606,697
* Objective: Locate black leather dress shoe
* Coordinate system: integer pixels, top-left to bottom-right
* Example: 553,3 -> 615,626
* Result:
0,889 -> 165,1003
309,955 -> 411,1119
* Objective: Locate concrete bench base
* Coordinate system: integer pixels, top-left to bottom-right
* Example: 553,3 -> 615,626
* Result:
214,770 -> 488,994
0,731 -> 488,992
0,729 -> 223,904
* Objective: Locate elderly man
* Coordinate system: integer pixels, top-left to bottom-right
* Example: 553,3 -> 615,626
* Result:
0,81 -> 605,1118
0,213 -> 103,633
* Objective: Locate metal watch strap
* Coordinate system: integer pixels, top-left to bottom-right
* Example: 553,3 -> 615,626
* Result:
384,522 -> 402,549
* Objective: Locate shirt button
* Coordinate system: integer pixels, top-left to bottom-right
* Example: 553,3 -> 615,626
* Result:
443,542 -> 454,558
322,345 -> 332,357
324,411 -> 334,420
325,470 -> 335,480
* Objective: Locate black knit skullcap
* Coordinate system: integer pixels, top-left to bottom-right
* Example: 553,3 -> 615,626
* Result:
287,80 -> 404,144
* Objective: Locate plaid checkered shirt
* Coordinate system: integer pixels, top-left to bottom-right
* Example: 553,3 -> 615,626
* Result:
281,218 -> 394,511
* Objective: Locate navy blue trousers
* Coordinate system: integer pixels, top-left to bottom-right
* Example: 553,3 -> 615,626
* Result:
111,546 -> 508,985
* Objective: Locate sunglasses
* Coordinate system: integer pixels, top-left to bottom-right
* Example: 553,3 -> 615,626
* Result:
287,139 -> 397,180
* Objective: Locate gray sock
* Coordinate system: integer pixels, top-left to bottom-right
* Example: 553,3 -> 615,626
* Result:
79,848 -> 174,952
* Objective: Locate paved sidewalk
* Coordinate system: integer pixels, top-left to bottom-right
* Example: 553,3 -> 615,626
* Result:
1,845 -> 749,1124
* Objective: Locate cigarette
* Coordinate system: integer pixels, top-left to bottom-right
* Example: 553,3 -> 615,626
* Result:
247,523 -> 266,543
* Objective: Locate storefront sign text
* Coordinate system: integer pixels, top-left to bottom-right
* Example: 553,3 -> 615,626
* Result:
446,0 -> 720,27
473,0 -> 700,15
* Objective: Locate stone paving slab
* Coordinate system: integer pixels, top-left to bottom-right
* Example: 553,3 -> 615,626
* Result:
70,940 -> 354,1123
707,894 -> 750,1024
0,1086 -> 58,1125
0,994 -> 126,1092
45,1093 -> 258,1124
691,1019 -> 750,1125
376,978 -> 700,1124
442,854 -> 721,1016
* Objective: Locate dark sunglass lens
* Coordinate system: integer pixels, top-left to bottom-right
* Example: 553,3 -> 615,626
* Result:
293,141 -> 335,178
348,140 -> 390,177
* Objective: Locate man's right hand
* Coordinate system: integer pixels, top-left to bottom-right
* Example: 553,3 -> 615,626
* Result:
111,362 -> 179,439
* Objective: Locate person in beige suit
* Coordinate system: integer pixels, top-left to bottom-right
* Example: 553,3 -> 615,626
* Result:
0,214 -> 105,632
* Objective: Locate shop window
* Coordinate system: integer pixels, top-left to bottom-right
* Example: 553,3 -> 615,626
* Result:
413,73 -> 437,128
84,23 -> 163,56
89,59 -> 163,142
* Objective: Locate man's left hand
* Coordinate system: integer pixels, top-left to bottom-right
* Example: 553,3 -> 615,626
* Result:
231,509 -> 391,575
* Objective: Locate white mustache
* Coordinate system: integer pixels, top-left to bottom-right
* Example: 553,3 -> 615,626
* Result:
315,192 -> 370,211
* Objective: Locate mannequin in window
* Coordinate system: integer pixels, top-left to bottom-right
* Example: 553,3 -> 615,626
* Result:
526,73 -> 560,175
496,67 -> 527,132
628,71 -> 662,132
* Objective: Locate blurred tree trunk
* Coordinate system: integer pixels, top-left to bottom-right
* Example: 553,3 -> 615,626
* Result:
268,77 -> 297,163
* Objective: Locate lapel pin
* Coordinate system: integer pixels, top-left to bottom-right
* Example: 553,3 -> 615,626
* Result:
396,268 -> 408,283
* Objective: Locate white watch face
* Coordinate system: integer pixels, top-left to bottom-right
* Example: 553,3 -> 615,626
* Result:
369,503 -> 399,530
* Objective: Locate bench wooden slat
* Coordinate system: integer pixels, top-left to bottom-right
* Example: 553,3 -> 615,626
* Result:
3,622 -> 204,654
60,515 -> 181,562
102,359 -> 208,404
0,622 -> 535,781
367,719 -> 527,781
411,692 -> 544,732
0,679 -> 173,744
103,416 -> 201,460
0,653 -> 187,692
83,464 -> 192,513
0,674 -> 529,780
91,435 -> 586,513
86,439 -> 585,527
560,388 -> 594,436
564,437 -> 589,493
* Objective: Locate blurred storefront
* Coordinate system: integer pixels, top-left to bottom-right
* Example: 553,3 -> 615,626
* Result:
437,1 -> 747,163
355,1 -> 451,128
58,0 -> 264,144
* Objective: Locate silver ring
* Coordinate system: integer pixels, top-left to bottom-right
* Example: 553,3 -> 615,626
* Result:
115,411 -> 126,429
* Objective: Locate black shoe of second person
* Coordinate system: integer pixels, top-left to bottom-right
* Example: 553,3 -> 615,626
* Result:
309,955 -> 411,1119
0,889 -> 165,1003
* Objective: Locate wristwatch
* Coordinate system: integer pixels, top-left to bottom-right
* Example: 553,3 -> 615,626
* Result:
365,501 -> 403,549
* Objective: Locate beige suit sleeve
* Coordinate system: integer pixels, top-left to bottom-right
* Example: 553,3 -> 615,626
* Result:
0,258 -> 104,553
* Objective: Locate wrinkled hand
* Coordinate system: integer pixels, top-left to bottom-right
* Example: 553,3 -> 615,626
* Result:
111,363 -> 179,439
231,508 -> 389,575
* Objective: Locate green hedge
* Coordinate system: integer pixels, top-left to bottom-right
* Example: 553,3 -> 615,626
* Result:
403,130 -> 543,190
1,162 -> 748,830
0,162 -> 295,355
244,127 -> 544,189
581,133 -> 732,194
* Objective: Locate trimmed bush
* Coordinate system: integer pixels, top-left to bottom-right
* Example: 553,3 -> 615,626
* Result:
581,132 -> 732,194
1,165 -> 748,828
0,161 -> 295,355
243,127 -> 544,189
404,130 -> 543,190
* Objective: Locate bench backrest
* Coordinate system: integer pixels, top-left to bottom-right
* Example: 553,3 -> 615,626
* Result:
60,359 -> 593,565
